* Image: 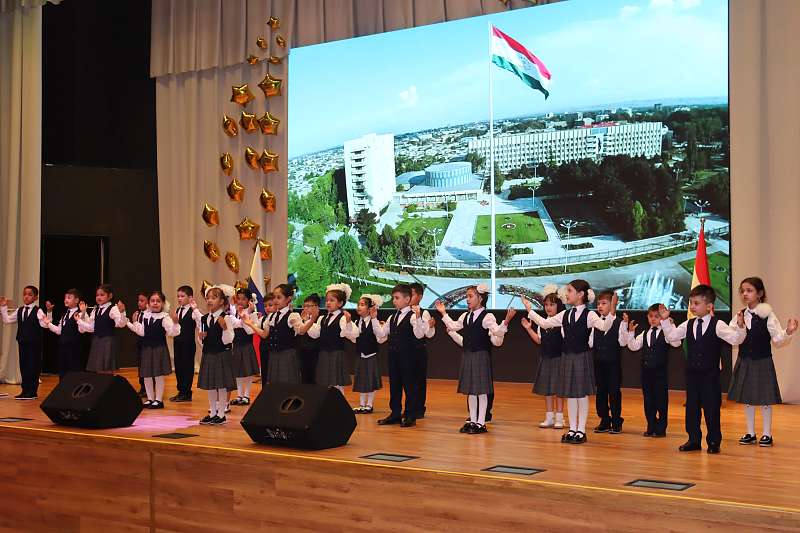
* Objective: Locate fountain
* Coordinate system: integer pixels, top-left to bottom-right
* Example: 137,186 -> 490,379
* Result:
622,271 -> 684,310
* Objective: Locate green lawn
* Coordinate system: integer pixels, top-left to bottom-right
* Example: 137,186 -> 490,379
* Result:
679,251 -> 731,305
395,216 -> 452,238
473,212 -> 548,245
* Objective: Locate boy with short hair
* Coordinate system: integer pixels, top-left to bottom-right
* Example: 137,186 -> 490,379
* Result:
297,293 -> 322,384
171,285 -> 202,401
591,290 -> 630,434
0,287 -> 50,399
409,282 -> 435,418
42,288 -> 85,380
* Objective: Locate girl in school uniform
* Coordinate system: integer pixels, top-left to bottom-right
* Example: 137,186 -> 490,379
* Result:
524,280 -> 619,445
122,291 -> 179,409
77,284 -> 127,374
228,288 -> 261,406
197,287 -> 236,425
246,294 -> 276,387
728,277 -> 797,447
435,284 -> 515,434
520,286 -> 566,430
255,284 -> 313,384
349,294 -> 387,414
305,283 -> 357,393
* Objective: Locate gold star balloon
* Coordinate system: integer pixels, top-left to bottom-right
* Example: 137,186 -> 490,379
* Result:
227,178 -> 245,202
259,149 -> 279,173
267,16 -> 280,29
201,280 -> 213,296
222,115 -> 238,137
254,238 -> 272,260
268,55 -> 283,65
257,112 -> 280,135
256,36 -> 268,49
258,73 -> 282,98
245,147 -> 259,169
276,35 -> 286,48
203,240 -> 221,262
235,217 -> 260,240
225,252 -> 240,274
202,203 -> 220,227
246,54 -> 260,65
259,188 -> 276,212
234,279 -> 248,291
220,153 -> 233,176
240,110 -> 258,133
230,83 -> 255,106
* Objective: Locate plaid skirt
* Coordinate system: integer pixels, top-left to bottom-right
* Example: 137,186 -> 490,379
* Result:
198,350 -> 236,391
230,343 -> 260,378
139,345 -> 173,378
557,351 -> 596,398
353,355 -> 382,393
728,356 -> 782,405
458,350 -> 493,396
316,349 -> 351,387
267,349 -> 301,384
533,356 -> 561,396
86,336 -> 117,372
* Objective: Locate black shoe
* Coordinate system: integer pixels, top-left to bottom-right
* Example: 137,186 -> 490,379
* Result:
609,425 -> 622,434
173,394 -> 192,402
561,430 -> 576,443
401,418 -> 416,428
353,406 -> 365,414
459,422 -> 474,433
467,423 -> 488,434
572,431 -> 587,444
759,435 -> 773,447
707,443 -> 721,454
169,394 -> 182,402
593,423 -> 611,433
739,433 -> 757,445
14,394 -> 37,400
224,406 -> 231,414
241,397 -> 250,406
652,432 -> 667,438
199,415 -> 214,425
643,431 -> 654,437
230,397 -> 243,406
150,400 -> 164,409
212,415 -> 227,425
417,412 -> 426,420
378,416 -> 401,425
362,406 -> 373,414
679,441 -> 702,452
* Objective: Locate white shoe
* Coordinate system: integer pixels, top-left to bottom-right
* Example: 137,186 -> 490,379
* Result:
554,415 -> 565,429
539,419 -> 555,428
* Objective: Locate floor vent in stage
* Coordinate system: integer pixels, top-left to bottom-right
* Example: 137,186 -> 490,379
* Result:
626,479 -> 695,491
361,453 -> 418,463
483,465 -> 544,476
0,417 -> 33,423
153,432 -> 199,439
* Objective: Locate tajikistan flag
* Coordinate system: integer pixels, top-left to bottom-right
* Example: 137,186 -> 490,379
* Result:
491,25 -> 551,99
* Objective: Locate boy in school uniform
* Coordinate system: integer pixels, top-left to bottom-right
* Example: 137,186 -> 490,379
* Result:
409,283 -> 435,419
660,284 -> 746,454
375,284 -> 430,428
591,290 -> 630,434
171,285 -> 202,402
41,288 -> 85,380
297,294 -> 322,384
0,287 -> 50,400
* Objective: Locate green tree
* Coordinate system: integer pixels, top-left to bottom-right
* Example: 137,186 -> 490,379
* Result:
465,151 -> 486,173
631,201 -> 647,240
330,234 -> 369,278
302,223 -> 326,251
295,251 -> 331,298
483,166 -> 505,194
354,209 -> 377,237
685,125 -> 698,175
698,172 -> 730,216
335,201 -> 347,226
378,224 -> 398,264
492,241 -> 513,266
364,227 -> 381,260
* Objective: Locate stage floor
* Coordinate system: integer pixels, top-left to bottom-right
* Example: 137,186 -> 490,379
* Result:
1,370 -> 799,531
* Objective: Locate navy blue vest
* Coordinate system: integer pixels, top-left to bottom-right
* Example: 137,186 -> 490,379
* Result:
232,314 -> 253,347
174,306 -> 197,346
686,316 -> 723,372
388,311 -> 415,355
16,305 -> 42,344
94,305 -> 115,338
142,316 -> 168,348
267,310 -> 296,352
59,309 -> 81,345
319,312 -> 346,351
201,312 -> 230,354
356,317 -> 379,355
739,311 -> 772,360
593,316 -> 623,363
562,307 -> 591,354
259,313 -> 272,355
462,309 -> 492,353
538,325 -> 563,359
642,328 -> 669,369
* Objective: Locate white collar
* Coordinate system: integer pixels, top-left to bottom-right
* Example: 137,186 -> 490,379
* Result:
97,302 -> 111,310
209,308 -> 224,319
67,307 -> 78,313
696,314 -> 711,323
572,304 -> 586,313
144,311 -> 166,319
277,305 -> 291,316
399,306 -> 411,314
328,309 -> 341,318
648,325 -> 661,330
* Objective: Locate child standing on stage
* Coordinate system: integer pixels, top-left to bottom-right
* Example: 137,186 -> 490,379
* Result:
409,283 -> 435,419
0,287 -> 50,399
349,294 -> 387,414
228,288 -> 261,406
520,289 -> 565,430
246,293 -> 276,386
41,289 -> 84,380
525,280 -> 618,445
123,291 -> 179,409
76,284 -> 127,374
627,304 -> 682,438
305,284 -> 357,393
436,284 -> 514,434
132,292 -> 149,396
590,290 -> 630,434
263,284 -> 313,384
297,294 -> 322,384
660,284 -> 746,453
728,277 -> 797,447
375,284 -> 430,428
197,287 -> 235,425
170,286 -> 201,402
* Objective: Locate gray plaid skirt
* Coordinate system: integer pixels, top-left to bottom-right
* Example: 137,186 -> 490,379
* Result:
353,355 -> 382,393
86,336 -> 117,372
728,356 -> 782,405
267,348 -> 301,384
533,356 -> 561,396
139,345 -> 173,378
458,350 -> 493,395
557,351 -> 596,398
198,350 -> 236,390
230,343 -> 260,378
316,349 -> 351,387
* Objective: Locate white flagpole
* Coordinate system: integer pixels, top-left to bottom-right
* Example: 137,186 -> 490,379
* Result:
488,23 -> 497,308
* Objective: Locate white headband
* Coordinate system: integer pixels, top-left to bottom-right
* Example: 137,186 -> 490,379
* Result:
326,283 -> 353,301
360,293 -> 384,307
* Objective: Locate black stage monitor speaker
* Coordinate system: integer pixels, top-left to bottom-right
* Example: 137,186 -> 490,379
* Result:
241,384 -> 357,450
40,371 -> 143,429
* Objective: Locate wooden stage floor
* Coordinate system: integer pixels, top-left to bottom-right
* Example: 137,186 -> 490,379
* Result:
1,370 -> 799,532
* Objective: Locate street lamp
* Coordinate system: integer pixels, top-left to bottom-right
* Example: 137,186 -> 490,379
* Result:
693,199 -> 710,218
426,227 -> 443,274
560,219 -> 579,274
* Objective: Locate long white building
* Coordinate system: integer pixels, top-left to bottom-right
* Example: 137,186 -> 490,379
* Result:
467,122 -> 665,174
343,133 -> 396,218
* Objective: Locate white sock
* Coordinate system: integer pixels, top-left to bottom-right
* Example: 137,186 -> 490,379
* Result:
367,391 -> 375,408
762,405 -> 773,437
243,377 -> 252,399
359,393 -> 368,407
567,398 -> 578,431
577,396 -> 589,433
543,411 -> 554,423
745,404 -> 756,435
555,411 -> 565,421
155,376 -> 165,402
236,377 -> 246,398
468,395 -> 478,423
144,378 -> 155,401
208,389 -> 218,417
477,394 -> 488,425
217,388 -> 228,416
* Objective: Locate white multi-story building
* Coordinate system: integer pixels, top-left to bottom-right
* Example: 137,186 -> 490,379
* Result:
343,133 -> 396,218
467,122 -> 665,174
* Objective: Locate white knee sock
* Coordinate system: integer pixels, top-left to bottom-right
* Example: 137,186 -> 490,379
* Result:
217,388 -> 228,415
468,395 -> 478,423
359,393 -> 367,407
762,405 -> 773,437
208,389 -> 219,417
745,404 -> 756,435
236,377 -> 246,398
367,391 -> 375,408
243,377 -> 252,399
155,376 -> 165,402
144,378 -> 155,401
477,394 -> 488,425
577,396 -> 589,433
567,398 -> 578,431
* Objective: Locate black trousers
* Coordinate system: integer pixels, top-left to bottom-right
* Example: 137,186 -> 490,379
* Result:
298,346 -> 319,384
57,341 -> 83,380
415,347 -> 428,417
173,339 -> 196,396
388,349 -> 419,420
18,341 -> 42,396
641,367 -> 668,434
594,359 -> 623,426
685,368 -> 722,446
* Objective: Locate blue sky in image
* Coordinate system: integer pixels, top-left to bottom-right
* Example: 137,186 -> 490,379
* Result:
289,0 -> 728,157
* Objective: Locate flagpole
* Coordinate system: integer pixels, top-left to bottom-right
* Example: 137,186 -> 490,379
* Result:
488,22 -> 496,308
